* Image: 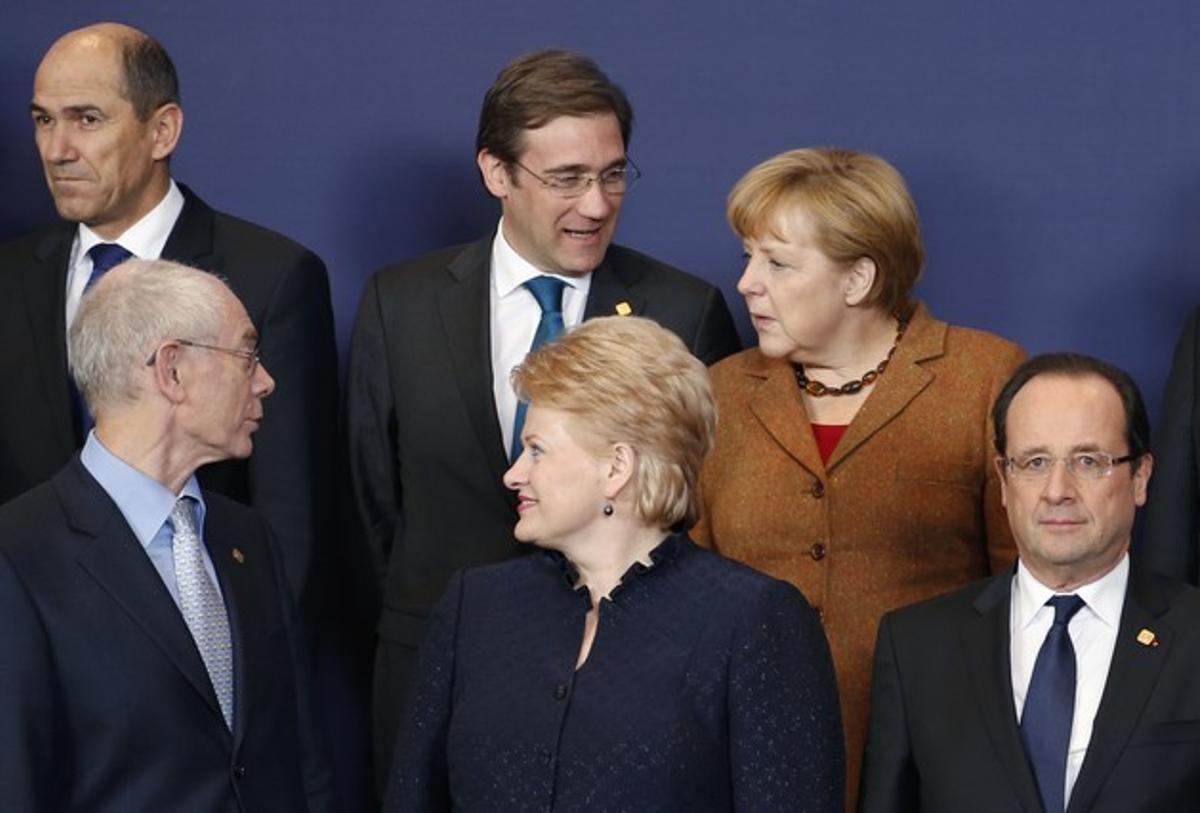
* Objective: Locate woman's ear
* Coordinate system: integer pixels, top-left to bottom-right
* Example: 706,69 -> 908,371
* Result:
844,256 -> 878,307
604,442 -> 637,498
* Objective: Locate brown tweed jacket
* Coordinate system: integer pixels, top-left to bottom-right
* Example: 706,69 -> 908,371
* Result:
693,302 -> 1024,808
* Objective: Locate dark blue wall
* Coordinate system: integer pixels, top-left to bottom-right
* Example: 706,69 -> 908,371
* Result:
4,2 -> 1198,421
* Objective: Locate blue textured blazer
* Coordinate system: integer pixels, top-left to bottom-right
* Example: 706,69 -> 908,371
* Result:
386,533 -> 845,811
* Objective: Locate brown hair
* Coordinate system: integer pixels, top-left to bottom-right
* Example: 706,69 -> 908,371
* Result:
727,147 -> 924,313
475,49 -> 633,165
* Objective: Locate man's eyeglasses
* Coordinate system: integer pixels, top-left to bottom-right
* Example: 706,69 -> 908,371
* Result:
1004,451 -> 1137,481
512,157 -> 641,198
146,338 -> 261,374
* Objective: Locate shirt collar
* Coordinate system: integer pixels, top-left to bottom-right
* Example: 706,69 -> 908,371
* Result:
491,217 -> 585,299
1014,553 -> 1129,631
76,179 -> 185,261
79,430 -> 206,549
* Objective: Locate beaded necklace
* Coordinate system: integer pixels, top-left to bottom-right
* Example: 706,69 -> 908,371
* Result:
793,319 -> 908,397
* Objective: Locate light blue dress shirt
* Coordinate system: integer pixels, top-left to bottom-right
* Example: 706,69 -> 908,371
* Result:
80,431 -> 223,606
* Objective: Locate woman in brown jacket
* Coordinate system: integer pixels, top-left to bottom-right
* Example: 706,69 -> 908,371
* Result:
693,148 -> 1024,808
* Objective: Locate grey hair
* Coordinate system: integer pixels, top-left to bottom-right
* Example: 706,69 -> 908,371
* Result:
69,258 -> 226,416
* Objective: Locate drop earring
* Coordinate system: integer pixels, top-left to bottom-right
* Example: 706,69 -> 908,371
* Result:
602,500 -> 614,516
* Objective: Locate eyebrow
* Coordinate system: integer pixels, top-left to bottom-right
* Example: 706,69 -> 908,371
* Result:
541,158 -> 627,174
1012,442 -> 1105,456
30,103 -> 106,117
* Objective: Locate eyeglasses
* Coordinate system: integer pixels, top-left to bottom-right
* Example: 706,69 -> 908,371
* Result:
1005,451 -> 1137,481
511,157 -> 641,198
145,338 -> 261,374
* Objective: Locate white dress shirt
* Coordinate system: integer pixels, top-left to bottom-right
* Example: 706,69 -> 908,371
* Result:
1010,553 -> 1127,808
489,219 -> 591,454
65,179 -> 185,328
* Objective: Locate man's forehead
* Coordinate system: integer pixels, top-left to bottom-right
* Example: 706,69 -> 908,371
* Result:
1007,373 -> 1125,446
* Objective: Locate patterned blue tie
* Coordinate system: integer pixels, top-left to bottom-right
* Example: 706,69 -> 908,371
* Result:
73,243 -> 134,438
510,276 -> 566,460
170,498 -> 234,729
1021,594 -> 1086,813
86,242 -> 133,288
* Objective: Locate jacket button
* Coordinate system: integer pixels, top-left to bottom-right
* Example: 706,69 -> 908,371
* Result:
553,684 -> 568,700
810,542 -> 827,561
541,747 -> 553,765
232,764 -> 246,779
811,481 -> 825,498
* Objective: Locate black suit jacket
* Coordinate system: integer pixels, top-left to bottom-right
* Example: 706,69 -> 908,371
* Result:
1141,305 -> 1200,584
0,458 -> 334,810
0,186 -> 339,639
345,234 -> 741,775
859,565 -> 1200,812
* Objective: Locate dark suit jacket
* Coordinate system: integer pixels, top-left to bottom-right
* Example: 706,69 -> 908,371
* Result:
345,234 -> 741,775
859,565 -> 1200,812
386,534 -> 843,811
0,186 -> 339,639
1141,305 -> 1200,584
0,457 -> 334,810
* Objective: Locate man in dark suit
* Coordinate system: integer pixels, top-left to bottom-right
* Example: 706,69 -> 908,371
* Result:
860,353 -> 1200,812
0,259 -> 332,809
1140,307 -> 1200,584
346,49 -> 742,783
0,22 -> 337,640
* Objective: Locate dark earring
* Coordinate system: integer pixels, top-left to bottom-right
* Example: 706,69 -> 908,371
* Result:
602,501 -> 614,517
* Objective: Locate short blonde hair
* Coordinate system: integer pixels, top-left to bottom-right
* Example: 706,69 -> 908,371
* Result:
511,316 -> 715,530
727,147 -> 924,313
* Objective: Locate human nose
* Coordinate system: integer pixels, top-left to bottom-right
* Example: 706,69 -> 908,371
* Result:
573,178 -> 615,219
38,123 -> 76,164
736,254 -> 763,297
252,362 -> 275,398
1040,458 -> 1078,503
503,451 -> 528,490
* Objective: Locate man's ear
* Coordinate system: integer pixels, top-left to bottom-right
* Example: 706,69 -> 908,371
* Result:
993,456 -> 1009,507
477,149 -> 511,200
150,342 -> 187,404
149,103 -> 183,162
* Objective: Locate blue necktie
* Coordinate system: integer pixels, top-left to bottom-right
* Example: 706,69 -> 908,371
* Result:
170,497 -> 234,729
72,243 -> 135,440
86,242 -> 133,288
1021,594 -> 1086,813
510,276 -> 566,460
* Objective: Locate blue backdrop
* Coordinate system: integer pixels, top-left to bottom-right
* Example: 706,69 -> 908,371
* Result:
4,1 -> 1198,422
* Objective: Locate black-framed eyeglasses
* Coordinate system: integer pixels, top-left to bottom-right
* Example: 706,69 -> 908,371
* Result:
1004,451 -> 1138,481
511,157 -> 641,198
145,338 -> 261,375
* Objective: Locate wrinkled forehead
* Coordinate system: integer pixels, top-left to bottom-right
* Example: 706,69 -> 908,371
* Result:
1006,373 -> 1126,452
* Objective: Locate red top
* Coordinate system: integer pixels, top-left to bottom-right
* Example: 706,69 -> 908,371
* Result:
811,423 -> 849,465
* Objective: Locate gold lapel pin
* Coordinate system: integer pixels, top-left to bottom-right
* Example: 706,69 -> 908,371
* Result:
615,301 -> 632,316
1136,628 -> 1158,647
232,548 -> 245,564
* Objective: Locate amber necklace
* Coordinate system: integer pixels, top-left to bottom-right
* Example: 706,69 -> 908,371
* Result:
793,319 -> 908,397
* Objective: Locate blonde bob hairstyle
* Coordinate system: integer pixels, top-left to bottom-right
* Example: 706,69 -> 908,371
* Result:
727,147 -> 924,314
511,316 -> 716,531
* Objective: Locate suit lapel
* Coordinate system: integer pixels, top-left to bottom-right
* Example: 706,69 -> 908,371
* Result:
963,575 -> 1044,811
437,238 -> 510,487
744,354 -> 824,478
1067,570 -> 1172,813
825,303 -> 942,471
160,184 -> 216,267
582,257 -> 646,319
23,226 -> 76,453
58,461 -> 227,726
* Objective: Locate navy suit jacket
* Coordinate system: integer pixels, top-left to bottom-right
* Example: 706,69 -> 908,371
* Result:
0,457 -> 334,810
859,565 -> 1200,812
0,186 -> 339,640
345,233 -> 742,776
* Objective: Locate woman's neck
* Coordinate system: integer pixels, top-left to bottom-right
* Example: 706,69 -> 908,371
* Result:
566,522 -> 667,605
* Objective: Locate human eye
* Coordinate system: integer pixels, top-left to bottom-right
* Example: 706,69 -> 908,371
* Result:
528,443 -> 544,460
1072,452 -> 1104,471
1018,454 -> 1052,472
31,112 -> 53,127
598,167 -> 627,188
546,173 -> 584,191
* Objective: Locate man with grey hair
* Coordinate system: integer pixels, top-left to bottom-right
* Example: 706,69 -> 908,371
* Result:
0,259 -> 333,809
